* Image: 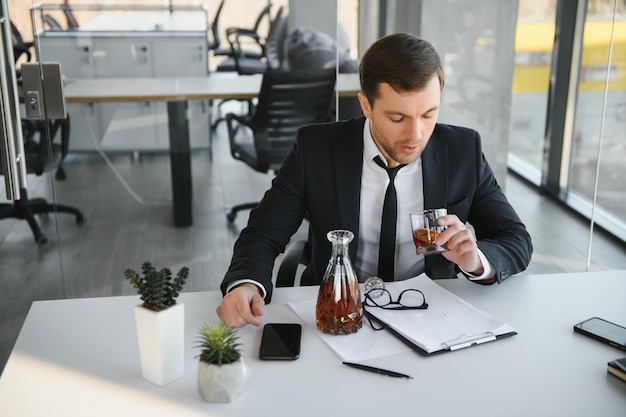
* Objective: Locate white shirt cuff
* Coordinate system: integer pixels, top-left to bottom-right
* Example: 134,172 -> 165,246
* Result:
461,249 -> 494,280
226,279 -> 267,299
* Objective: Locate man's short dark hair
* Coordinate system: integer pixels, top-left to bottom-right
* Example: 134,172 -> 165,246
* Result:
359,33 -> 445,104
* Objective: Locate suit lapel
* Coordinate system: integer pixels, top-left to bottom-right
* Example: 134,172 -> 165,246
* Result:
421,128 -> 449,209
334,118 -> 365,259
421,128 -> 449,276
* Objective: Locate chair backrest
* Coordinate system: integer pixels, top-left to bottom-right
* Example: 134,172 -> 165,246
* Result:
251,69 -> 336,170
10,20 -> 33,63
62,0 -> 80,28
252,2 -> 273,34
43,14 -> 63,31
208,0 -> 226,50
226,6 -> 285,75
264,6 -> 287,71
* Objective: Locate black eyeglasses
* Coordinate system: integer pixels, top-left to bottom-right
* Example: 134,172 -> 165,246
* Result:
363,288 -> 428,331
363,288 -> 428,311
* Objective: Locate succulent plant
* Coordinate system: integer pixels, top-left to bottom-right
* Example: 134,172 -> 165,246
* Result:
124,261 -> 189,312
196,321 -> 242,366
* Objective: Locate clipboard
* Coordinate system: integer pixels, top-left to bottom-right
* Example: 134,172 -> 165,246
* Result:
362,275 -> 518,356
365,309 -> 517,356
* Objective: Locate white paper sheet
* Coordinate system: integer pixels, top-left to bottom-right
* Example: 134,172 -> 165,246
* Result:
288,299 -> 412,362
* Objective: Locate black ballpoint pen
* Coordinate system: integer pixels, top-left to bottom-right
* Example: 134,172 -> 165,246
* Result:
342,361 -> 413,379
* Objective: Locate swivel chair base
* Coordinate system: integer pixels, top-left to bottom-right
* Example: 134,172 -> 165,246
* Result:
0,188 -> 86,245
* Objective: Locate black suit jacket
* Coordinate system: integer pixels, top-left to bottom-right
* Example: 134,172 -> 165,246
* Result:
222,117 -> 532,302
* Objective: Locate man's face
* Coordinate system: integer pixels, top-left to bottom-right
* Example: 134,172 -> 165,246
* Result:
358,75 -> 441,167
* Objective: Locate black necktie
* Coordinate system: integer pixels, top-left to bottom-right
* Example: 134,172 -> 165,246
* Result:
374,156 -> 406,281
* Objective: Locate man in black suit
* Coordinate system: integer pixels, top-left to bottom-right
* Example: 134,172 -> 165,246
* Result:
217,33 -> 532,328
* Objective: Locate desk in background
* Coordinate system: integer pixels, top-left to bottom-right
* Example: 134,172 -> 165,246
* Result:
0,271 -> 624,416
63,73 -> 361,227
35,4 -> 211,152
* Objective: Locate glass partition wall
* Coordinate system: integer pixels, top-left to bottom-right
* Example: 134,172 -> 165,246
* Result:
2,0 -> 625,375
508,0 -> 626,248
0,0 -> 349,373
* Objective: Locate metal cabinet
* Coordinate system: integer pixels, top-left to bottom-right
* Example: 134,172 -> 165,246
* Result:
36,9 -> 210,152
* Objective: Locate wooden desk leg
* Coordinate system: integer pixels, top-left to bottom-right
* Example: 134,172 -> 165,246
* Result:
167,100 -> 193,227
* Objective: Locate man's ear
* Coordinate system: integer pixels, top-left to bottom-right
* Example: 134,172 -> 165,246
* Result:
357,92 -> 372,119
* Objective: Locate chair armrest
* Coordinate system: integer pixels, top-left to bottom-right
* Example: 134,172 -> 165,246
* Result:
225,28 -> 264,56
225,27 -> 261,42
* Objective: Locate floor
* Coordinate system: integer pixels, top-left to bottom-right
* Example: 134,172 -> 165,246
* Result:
1,120 -> 625,376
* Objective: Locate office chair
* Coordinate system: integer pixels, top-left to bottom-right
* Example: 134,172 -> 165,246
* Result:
1,116 -> 86,245
224,68 -> 336,222
276,229 -> 312,287
216,6 -> 285,75
211,1 -> 273,60
43,14 -> 64,31
10,20 -> 34,63
212,7 -> 287,131
1,51 -> 85,244
61,0 -> 80,29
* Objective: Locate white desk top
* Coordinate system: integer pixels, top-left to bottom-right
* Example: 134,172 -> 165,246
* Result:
1,271 -> 625,416
62,73 -> 362,103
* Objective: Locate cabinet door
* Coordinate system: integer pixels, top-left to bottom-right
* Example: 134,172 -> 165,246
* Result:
92,38 -> 153,78
151,37 -> 208,76
38,35 -> 96,79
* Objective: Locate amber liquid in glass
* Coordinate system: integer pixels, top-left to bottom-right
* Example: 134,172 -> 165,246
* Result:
316,277 -> 363,335
413,228 -> 439,247
413,228 -> 447,254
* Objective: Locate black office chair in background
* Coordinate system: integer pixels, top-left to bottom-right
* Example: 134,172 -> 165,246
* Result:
224,69 -> 336,222
216,5 -> 285,75
10,20 -> 34,63
0,116 -> 86,245
212,7 -> 287,131
1,29 -> 85,245
210,1 -> 273,61
61,0 -> 80,29
43,14 -> 64,30
40,0 -> 80,31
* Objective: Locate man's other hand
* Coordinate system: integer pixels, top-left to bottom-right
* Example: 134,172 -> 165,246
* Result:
216,283 -> 265,327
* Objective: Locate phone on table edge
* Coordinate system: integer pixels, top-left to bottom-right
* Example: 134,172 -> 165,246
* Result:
259,323 -> 302,360
573,316 -> 626,352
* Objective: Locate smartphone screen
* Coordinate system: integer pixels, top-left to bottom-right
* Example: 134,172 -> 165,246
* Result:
574,317 -> 626,351
259,323 -> 302,360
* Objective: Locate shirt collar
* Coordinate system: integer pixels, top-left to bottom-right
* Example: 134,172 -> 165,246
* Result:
363,119 -> 387,168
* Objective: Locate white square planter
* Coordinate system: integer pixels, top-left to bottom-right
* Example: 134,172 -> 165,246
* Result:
134,302 -> 184,386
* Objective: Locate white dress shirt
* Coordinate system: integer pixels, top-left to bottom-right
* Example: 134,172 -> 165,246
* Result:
355,119 -> 425,281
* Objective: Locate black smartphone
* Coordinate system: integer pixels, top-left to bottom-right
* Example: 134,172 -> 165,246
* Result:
259,323 -> 302,360
573,317 -> 626,351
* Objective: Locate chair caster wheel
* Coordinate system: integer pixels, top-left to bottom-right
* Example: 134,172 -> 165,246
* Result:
76,214 -> 86,225
226,212 -> 236,222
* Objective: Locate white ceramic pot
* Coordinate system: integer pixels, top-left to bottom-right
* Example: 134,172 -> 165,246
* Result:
197,359 -> 246,403
134,302 -> 184,386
